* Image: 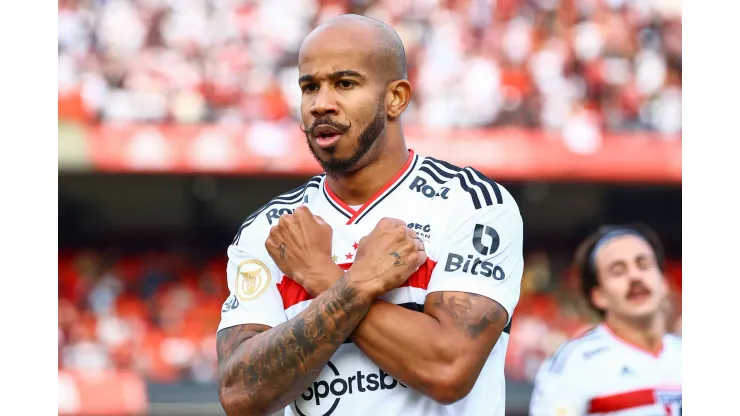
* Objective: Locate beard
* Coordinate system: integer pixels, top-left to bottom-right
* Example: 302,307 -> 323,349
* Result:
304,102 -> 387,179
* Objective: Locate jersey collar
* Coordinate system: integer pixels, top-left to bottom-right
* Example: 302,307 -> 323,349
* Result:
323,150 -> 419,225
602,323 -> 664,358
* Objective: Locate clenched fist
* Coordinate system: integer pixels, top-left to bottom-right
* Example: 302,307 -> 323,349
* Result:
265,206 -> 341,284
348,218 -> 428,298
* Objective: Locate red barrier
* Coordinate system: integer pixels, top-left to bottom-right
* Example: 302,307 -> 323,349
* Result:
84,124 -> 681,183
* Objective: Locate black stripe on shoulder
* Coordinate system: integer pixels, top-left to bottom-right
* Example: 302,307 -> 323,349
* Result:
425,156 -> 462,174
232,176 -> 323,244
461,168 -> 493,207
422,157 -> 503,210
467,167 -> 503,204
419,157 -> 459,184
418,165 -> 448,185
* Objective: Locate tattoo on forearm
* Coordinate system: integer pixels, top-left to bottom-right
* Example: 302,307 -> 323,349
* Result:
429,292 -> 506,339
216,277 -> 370,414
390,252 -> 405,267
278,242 -> 286,259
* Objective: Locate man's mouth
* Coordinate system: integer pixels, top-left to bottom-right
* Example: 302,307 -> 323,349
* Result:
313,125 -> 343,149
626,287 -> 652,301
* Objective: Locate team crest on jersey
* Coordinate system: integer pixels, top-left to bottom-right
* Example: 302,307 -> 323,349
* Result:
235,259 -> 271,301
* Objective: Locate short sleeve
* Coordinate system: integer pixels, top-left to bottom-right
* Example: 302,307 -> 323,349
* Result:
529,355 -> 589,416
217,245 -> 287,332
427,199 -> 524,323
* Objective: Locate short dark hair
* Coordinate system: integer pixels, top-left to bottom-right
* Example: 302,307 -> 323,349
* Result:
574,223 -> 666,317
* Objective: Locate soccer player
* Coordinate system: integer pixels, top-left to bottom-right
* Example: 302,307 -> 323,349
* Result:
529,224 -> 681,416
215,14 -> 524,416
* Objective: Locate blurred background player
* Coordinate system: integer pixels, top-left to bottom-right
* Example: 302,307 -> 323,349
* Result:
529,224 -> 681,416
58,1 -> 681,415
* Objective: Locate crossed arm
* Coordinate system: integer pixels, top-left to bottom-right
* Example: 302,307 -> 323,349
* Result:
359,292 -> 508,402
216,276 -> 372,416
217,279 -> 508,415
305,274 -> 510,403
217,204 -> 518,412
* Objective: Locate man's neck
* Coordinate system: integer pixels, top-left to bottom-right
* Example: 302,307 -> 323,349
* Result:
326,141 -> 409,206
604,314 -> 665,354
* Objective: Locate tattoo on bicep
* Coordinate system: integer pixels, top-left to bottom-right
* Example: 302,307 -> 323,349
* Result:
278,242 -> 286,259
430,292 -> 506,339
390,252 -> 405,266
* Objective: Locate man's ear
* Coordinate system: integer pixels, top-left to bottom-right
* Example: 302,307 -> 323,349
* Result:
386,80 -> 412,118
591,287 -> 609,311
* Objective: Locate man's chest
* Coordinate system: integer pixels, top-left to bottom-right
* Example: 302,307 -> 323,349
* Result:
325,220 -> 442,265
584,349 -> 682,415
306,192 -> 445,262
276,200 -> 442,318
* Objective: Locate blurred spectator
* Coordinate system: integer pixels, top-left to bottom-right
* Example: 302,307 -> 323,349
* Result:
58,0 -> 681,135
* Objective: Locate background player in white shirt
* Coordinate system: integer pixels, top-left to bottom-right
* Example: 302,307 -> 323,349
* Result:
216,14 -> 523,416
529,224 -> 681,416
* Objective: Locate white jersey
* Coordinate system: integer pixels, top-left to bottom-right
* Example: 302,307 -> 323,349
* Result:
530,324 -> 682,416
217,151 -> 524,416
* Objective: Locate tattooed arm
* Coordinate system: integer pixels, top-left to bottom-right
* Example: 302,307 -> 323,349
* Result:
349,293 -> 508,404
352,194 -> 523,404
216,276 -> 372,416
217,208 -> 427,415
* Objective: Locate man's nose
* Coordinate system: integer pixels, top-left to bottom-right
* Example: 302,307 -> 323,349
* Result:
626,265 -> 646,283
310,89 -> 339,117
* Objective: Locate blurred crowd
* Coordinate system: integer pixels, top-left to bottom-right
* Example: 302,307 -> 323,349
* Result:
57,248 -> 682,384
59,0 -> 681,135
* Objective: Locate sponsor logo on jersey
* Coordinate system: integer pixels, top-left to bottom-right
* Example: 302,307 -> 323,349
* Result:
294,361 -> 407,416
444,253 -> 506,280
443,223 -> 506,280
407,222 -> 431,242
265,207 -> 294,225
235,259 -> 272,301
409,176 -> 450,200
472,224 -> 500,255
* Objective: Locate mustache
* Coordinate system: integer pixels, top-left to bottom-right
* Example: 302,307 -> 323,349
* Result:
626,281 -> 652,299
300,117 -> 352,136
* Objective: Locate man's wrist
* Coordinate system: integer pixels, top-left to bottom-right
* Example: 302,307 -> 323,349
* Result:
343,268 -> 384,300
305,263 -> 345,297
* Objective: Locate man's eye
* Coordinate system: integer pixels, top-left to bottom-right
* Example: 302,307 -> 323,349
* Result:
302,84 -> 318,92
337,80 -> 353,89
611,265 -> 626,276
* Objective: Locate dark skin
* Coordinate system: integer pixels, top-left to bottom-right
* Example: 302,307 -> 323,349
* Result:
297,224 -> 508,404
217,15 -> 509,415
218,208 -> 426,415
298,16 -> 412,204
